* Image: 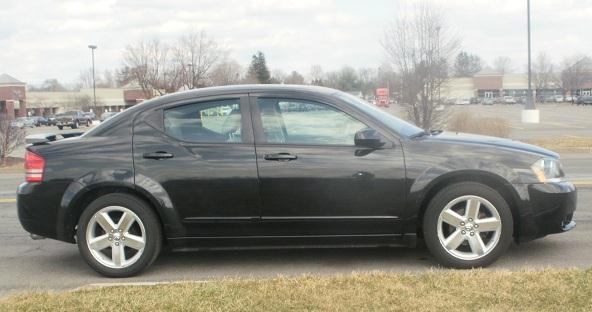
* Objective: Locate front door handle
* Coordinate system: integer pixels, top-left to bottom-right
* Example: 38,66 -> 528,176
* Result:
264,153 -> 297,161
143,151 -> 174,160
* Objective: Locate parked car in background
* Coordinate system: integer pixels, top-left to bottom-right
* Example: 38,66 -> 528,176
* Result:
18,85 -> 577,277
31,116 -> 48,127
577,95 -> 592,105
502,96 -> 516,104
46,115 -> 57,126
100,111 -> 118,122
11,117 -> 36,128
470,97 -> 480,104
482,98 -> 495,105
83,112 -> 96,120
454,98 -> 471,105
55,111 -> 91,130
554,95 -> 564,103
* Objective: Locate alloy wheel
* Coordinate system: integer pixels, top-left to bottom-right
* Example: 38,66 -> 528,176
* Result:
436,195 -> 502,261
86,206 -> 146,269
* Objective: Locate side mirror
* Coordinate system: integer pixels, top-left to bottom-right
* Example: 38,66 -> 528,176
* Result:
354,128 -> 385,149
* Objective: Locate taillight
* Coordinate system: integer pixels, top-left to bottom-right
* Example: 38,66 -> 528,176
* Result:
25,151 -> 45,183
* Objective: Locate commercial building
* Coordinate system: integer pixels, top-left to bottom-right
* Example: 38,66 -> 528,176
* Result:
0,73 -> 148,119
0,74 -> 27,119
442,69 -> 592,101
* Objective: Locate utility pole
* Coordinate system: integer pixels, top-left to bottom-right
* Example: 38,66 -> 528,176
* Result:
522,0 -> 539,123
88,45 -> 97,109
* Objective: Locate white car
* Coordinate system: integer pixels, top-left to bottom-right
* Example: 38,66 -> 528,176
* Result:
454,98 -> 471,105
554,95 -> 565,103
503,96 -> 516,104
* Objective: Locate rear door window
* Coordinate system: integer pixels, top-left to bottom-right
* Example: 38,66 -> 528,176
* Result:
163,99 -> 242,143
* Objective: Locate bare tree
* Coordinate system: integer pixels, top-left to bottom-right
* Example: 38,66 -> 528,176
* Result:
533,52 -> 557,90
78,68 -> 94,89
175,31 -> 220,89
121,39 -> 183,97
493,56 -> 513,75
0,114 -> 25,166
454,52 -> 482,77
270,69 -> 287,84
209,60 -> 242,86
284,71 -> 305,85
382,1 -> 460,130
309,65 -> 324,85
560,55 -> 592,96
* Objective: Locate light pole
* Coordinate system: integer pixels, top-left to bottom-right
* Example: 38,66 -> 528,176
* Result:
88,45 -> 97,109
522,0 -> 539,123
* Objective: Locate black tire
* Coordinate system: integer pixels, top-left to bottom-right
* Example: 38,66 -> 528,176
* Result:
423,182 -> 513,269
77,193 -> 162,277
57,126 -> 63,130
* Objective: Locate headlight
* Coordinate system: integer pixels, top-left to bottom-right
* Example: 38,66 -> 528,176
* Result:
531,158 -> 565,183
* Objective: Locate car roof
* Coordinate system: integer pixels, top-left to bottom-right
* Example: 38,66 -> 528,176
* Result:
144,84 -> 337,105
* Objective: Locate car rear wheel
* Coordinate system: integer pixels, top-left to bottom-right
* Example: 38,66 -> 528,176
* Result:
57,126 -> 63,130
423,182 -> 513,268
77,194 -> 162,277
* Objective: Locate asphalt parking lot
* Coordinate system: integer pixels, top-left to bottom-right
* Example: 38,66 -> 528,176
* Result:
1,103 -> 591,296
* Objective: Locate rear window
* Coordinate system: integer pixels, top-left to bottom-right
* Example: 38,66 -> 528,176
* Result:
163,99 -> 242,143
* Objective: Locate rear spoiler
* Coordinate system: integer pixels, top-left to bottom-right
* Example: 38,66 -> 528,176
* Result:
25,132 -> 84,145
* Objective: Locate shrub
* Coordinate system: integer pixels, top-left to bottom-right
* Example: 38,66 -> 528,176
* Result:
447,110 -> 510,138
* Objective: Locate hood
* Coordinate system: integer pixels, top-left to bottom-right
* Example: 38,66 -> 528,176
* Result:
425,131 -> 558,159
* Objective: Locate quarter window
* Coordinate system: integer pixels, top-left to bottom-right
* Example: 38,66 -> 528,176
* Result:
257,98 -> 367,145
164,99 -> 242,143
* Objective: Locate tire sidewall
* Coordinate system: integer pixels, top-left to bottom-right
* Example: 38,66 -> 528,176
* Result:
77,193 -> 162,277
423,182 -> 513,268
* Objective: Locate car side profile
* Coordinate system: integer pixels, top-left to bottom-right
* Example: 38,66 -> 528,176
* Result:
18,85 -> 576,277
55,110 -> 91,130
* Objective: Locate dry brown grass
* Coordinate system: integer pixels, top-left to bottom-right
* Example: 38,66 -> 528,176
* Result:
2,270 -> 591,311
447,111 -> 511,138
0,157 -> 23,174
525,137 -> 592,153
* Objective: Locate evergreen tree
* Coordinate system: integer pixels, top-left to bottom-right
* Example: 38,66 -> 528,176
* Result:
248,51 -> 271,84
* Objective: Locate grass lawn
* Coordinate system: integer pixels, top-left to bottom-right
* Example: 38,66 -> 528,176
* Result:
1,269 -> 591,311
525,137 -> 592,153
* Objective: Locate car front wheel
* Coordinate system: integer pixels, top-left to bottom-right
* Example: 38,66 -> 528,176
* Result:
423,182 -> 513,268
77,194 -> 162,277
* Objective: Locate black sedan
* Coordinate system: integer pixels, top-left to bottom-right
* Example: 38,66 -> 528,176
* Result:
17,85 -> 576,277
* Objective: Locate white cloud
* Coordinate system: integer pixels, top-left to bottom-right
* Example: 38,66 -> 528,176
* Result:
0,0 -> 590,84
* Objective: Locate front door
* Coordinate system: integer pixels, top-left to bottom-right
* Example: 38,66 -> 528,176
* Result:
133,95 -> 261,237
251,95 -> 407,236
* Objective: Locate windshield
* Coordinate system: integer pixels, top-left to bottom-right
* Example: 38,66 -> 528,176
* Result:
335,91 -> 424,138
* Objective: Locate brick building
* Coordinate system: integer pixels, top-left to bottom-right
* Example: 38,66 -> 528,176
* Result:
0,74 -> 27,119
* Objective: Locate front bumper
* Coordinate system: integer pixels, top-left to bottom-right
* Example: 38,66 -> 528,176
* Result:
515,181 -> 577,242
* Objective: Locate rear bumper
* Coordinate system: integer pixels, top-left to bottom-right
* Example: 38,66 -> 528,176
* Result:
17,182 -> 68,242
515,181 -> 577,242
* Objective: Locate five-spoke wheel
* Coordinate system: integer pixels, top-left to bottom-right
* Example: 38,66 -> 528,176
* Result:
423,182 -> 513,268
77,194 -> 161,277
86,206 -> 146,269
437,195 -> 502,260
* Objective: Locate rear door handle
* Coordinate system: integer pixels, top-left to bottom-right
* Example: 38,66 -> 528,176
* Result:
143,151 -> 174,160
264,153 -> 297,161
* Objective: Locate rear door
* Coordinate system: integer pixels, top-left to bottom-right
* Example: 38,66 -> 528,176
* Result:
133,94 -> 261,237
250,93 -> 407,236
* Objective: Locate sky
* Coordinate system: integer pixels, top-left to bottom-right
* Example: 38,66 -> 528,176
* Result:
1,0 -> 591,85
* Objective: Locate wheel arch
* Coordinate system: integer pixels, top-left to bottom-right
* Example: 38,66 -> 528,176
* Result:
58,182 -> 177,243
415,170 -> 522,239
